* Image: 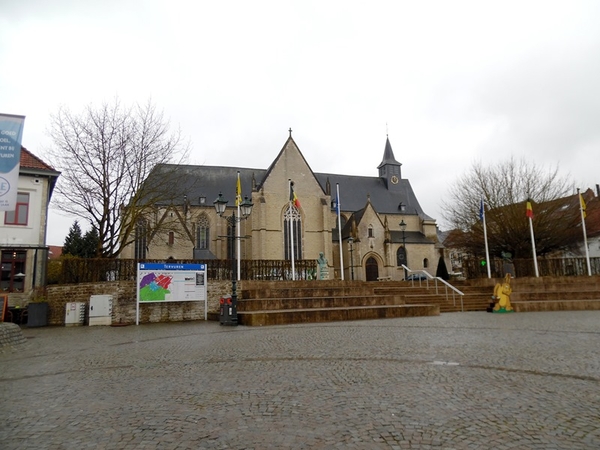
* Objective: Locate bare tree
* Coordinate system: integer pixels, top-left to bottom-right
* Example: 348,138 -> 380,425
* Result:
441,157 -> 578,258
48,98 -> 189,258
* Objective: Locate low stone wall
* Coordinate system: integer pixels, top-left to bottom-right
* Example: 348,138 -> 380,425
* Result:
0,322 -> 28,351
46,279 -> 234,326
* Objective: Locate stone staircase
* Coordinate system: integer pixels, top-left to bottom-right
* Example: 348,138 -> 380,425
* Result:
508,276 -> 600,312
237,280 -> 440,326
233,276 -> 600,326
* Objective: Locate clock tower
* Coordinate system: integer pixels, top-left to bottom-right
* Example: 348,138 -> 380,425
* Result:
377,136 -> 402,191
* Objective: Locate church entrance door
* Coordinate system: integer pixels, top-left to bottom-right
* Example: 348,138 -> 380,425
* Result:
366,257 -> 379,281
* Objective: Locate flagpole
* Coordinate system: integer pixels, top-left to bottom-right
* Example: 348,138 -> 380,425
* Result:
578,189 -> 592,276
528,215 -> 539,277
481,197 -> 491,278
336,183 -> 344,281
289,179 -> 296,280
237,171 -> 241,281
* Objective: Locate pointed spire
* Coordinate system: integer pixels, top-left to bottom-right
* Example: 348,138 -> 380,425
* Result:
377,136 -> 401,168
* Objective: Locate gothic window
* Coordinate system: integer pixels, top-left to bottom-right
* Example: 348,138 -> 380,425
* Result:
196,215 -> 210,250
284,205 -> 302,260
227,223 -> 234,260
135,220 -> 148,259
368,225 -> 374,238
397,247 -> 407,266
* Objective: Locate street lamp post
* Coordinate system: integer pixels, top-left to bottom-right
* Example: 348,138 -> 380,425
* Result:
214,192 -> 253,326
400,220 -> 407,280
348,236 -> 354,281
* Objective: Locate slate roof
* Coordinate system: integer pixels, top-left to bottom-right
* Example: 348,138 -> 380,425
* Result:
150,163 -> 432,218
146,136 -> 433,221
377,136 -> 401,168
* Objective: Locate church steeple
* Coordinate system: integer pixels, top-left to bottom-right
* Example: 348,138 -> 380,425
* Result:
377,136 -> 402,188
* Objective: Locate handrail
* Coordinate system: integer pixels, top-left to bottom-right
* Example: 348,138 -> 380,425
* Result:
401,265 -> 465,312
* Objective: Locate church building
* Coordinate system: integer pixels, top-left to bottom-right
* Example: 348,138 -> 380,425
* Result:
121,131 -> 440,281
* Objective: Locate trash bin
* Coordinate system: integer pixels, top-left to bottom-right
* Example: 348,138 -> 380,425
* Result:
219,295 -> 238,326
27,302 -> 48,327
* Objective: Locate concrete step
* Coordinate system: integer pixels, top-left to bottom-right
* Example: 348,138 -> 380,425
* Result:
512,299 -> 600,312
238,295 -> 404,312
512,291 -> 600,301
238,304 -> 440,326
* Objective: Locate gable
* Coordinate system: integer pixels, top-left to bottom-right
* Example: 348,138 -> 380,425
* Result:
259,137 -> 325,205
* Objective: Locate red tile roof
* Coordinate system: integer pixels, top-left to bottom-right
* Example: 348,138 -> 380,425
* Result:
48,245 -> 63,259
20,146 -> 57,172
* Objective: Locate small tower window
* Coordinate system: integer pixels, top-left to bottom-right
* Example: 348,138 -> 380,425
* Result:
368,225 -> 374,238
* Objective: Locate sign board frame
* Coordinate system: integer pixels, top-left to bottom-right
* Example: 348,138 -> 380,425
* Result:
136,263 -> 207,325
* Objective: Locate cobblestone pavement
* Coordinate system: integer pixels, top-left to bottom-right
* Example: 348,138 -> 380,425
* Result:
1,311 -> 599,449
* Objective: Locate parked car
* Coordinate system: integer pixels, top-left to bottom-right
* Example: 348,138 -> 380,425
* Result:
405,273 -> 429,281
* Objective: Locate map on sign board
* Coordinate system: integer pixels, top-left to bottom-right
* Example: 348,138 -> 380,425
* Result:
137,263 -> 206,302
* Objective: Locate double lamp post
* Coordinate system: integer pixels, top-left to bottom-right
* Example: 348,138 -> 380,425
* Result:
213,192 -> 253,326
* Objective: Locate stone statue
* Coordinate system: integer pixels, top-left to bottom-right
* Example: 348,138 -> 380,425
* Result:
317,252 -> 329,280
501,251 -> 515,278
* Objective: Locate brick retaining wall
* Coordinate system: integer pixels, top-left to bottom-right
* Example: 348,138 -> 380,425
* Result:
46,279 -> 234,326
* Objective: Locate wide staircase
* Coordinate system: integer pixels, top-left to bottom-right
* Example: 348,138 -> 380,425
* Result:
237,279 -> 451,326
508,276 -> 600,312
235,276 -> 600,326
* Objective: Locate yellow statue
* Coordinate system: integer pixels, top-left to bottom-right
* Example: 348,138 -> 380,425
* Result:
492,273 -> 514,313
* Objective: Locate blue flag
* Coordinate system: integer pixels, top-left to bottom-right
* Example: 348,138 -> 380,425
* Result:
479,198 -> 484,222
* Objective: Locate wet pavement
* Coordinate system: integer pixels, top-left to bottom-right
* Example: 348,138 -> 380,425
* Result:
1,311 -> 599,449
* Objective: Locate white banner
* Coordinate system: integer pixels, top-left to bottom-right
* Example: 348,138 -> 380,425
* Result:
0,114 -> 25,211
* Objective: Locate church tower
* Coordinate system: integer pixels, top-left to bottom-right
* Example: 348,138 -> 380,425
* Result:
377,136 -> 402,190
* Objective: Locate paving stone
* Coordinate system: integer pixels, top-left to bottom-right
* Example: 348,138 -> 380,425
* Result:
1,311 -> 599,449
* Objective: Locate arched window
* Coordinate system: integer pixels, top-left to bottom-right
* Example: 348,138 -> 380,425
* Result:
135,219 -> 148,259
397,246 -> 407,266
196,215 -> 210,250
284,205 -> 302,260
423,258 -> 429,268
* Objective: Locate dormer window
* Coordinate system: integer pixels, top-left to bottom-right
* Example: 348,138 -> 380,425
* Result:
199,196 -> 206,204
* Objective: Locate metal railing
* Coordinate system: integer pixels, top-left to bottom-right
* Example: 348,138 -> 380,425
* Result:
51,258 -> 319,284
401,265 -> 465,312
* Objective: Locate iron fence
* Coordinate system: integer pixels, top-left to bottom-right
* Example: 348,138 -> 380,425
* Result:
52,258 -> 318,284
464,257 -> 600,279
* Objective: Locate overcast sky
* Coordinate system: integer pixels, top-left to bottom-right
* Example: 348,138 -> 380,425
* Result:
2,0 -> 599,246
